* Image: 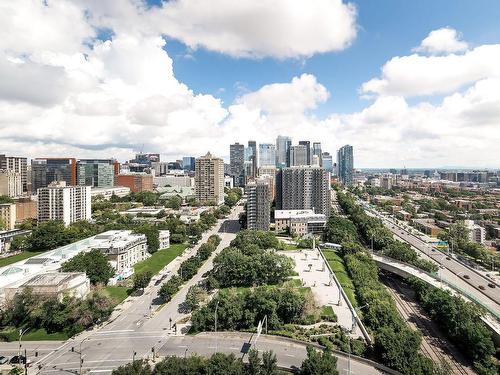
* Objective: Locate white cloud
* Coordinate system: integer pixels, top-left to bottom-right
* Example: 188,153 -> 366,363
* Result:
414,27 -> 468,55
150,0 -> 357,58
236,74 -> 329,115
361,44 -> 500,97
0,3 -> 498,168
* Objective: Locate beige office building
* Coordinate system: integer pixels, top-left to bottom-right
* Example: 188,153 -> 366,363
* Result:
0,203 -> 16,230
0,170 -> 22,198
195,152 -> 224,205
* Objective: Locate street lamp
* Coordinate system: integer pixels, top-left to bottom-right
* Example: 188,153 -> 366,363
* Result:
18,328 -> 29,361
348,304 -> 369,375
214,300 -> 219,352
79,336 -> 90,375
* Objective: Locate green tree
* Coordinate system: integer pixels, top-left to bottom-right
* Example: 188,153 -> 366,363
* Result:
134,224 -> 160,253
61,249 -> 115,285
299,346 -> 338,375
133,270 -> 153,290
185,285 -> 207,311
112,360 -> 152,375
165,196 -> 182,210
0,195 -> 14,204
25,220 -> 71,251
261,351 -> 279,375
247,349 -> 261,375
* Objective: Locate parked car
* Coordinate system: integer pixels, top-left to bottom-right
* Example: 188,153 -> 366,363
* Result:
478,285 -> 486,290
463,274 -> 470,280
488,283 -> 496,288
0,356 -> 9,364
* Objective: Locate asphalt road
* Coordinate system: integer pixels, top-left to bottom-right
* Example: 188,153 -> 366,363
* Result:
362,202 -> 500,315
3,333 -> 383,375
28,205 -> 244,374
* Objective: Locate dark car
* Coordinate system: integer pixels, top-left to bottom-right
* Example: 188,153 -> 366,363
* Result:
478,285 -> 486,290
463,274 -> 470,280
488,283 -> 496,288
9,355 -> 30,365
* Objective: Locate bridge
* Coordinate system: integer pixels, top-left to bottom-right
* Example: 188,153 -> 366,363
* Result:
372,252 -> 500,346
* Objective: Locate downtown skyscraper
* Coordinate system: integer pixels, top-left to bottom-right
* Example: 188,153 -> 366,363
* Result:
337,145 -> 354,186
276,135 -> 292,168
230,143 -> 245,187
258,143 -> 276,167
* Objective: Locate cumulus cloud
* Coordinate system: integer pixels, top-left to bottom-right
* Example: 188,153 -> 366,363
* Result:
0,2 -> 498,168
236,74 -> 329,115
151,0 -> 358,58
414,27 -> 468,55
361,44 -> 500,97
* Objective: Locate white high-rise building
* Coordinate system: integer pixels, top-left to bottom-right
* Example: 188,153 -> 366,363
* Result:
37,181 -> 91,226
195,152 -> 225,205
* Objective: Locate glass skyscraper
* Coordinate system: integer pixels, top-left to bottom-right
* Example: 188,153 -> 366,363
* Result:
337,145 -> 354,186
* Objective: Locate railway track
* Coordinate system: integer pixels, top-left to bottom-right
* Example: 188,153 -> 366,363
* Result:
383,277 -> 474,375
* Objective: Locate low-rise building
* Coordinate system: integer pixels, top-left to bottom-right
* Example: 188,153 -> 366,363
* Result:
396,210 -> 412,221
93,230 -> 149,276
122,206 -> 165,217
159,230 -> 170,249
91,186 -> 131,200
157,187 -> 195,203
4,272 -> 90,301
116,173 -> 153,192
15,197 -> 37,223
412,219 -> 443,237
154,173 -> 194,188
275,209 -> 326,236
453,199 -> 474,211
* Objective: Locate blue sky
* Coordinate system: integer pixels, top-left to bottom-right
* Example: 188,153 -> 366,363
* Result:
163,0 -> 500,115
1,0 -> 499,167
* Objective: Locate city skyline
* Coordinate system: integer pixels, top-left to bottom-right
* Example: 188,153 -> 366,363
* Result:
1,1 -> 499,168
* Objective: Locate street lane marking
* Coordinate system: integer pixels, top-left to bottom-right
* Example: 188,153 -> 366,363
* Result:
97,329 -> 135,334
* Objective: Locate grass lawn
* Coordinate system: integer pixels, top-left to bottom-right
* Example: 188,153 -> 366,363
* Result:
134,243 -> 188,275
0,251 -> 44,267
280,242 -> 301,251
103,286 -> 130,305
322,250 -> 358,307
0,327 -> 69,342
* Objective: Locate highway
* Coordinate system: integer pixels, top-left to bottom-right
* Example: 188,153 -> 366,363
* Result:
361,201 -> 500,316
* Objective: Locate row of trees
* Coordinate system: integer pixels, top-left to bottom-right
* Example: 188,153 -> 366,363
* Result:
336,192 -> 438,273
0,288 -> 114,338
112,346 -> 338,375
410,278 -> 497,375
158,235 -> 222,302
343,252 -> 434,374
